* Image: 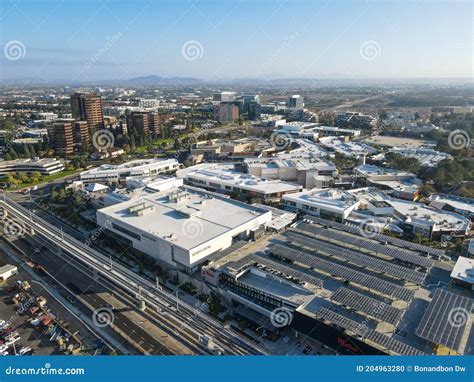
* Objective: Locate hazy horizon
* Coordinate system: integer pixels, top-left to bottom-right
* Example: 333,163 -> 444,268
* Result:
1,0 -> 472,82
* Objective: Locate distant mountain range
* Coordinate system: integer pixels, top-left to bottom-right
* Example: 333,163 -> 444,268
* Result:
126,75 -> 203,85
0,75 -> 471,87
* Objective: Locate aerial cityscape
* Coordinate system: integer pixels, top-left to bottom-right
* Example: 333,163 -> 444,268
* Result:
0,0 -> 472,380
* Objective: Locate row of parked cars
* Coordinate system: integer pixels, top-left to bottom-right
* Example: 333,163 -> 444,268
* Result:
0,320 -> 33,355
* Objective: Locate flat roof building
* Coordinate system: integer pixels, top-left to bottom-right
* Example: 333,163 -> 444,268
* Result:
282,188 -> 360,221
96,186 -> 272,271
314,125 -> 361,137
53,119 -> 75,156
282,187 -> 471,240
70,92 -> 104,132
279,121 -> 318,133
450,256 -> 474,290
245,157 -> 337,189
319,136 -> 377,157
355,164 -> 421,201
127,111 -> 160,136
180,165 -> 303,203
0,158 -> 64,177
388,147 -> 451,167
429,194 -> 474,220
80,158 -> 180,184
213,103 -> 239,123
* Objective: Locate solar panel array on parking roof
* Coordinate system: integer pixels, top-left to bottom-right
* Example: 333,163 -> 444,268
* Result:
365,331 -> 425,356
314,308 -> 368,336
304,215 -> 445,257
283,231 -> 426,284
314,308 -> 425,355
331,288 -> 403,325
415,289 -> 473,353
296,223 -> 434,268
270,244 -> 414,302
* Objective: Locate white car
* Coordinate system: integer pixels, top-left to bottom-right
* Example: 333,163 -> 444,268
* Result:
18,347 -> 32,355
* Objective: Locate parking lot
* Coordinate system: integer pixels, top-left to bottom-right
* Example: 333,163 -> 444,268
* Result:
0,252 -> 104,356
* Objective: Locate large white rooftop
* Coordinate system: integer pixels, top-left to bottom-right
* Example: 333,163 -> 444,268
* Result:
81,158 -> 179,180
183,166 -> 302,194
98,186 -> 271,251
350,188 -> 470,232
450,256 -> 474,285
319,136 -> 377,157
429,194 -> 474,216
355,164 -> 416,179
278,139 -> 329,159
283,188 -> 359,213
388,147 -> 452,167
245,157 -> 336,172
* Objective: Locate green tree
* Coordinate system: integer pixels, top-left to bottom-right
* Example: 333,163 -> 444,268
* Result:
18,172 -> 30,183
30,171 -> 42,183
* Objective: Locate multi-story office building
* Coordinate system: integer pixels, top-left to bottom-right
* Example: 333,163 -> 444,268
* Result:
73,120 -> 89,148
287,95 -> 304,110
70,92 -> 104,132
0,158 -> 64,177
127,111 -> 160,136
53,119 -> 75,156
247,101 -> 262,120
213,103 -> 239,123
213,91 -> 236,102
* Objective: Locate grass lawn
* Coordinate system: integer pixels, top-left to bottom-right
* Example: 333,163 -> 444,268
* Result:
6,169 -> 82,191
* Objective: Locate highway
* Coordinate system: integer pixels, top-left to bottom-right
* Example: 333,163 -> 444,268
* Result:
0,195 -> 268,355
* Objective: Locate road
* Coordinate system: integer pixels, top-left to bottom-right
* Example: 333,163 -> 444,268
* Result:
318,94 -> 385,113
0,195 -> 268,355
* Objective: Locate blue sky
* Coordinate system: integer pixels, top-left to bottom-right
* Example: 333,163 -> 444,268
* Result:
0,0 -> 472,81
